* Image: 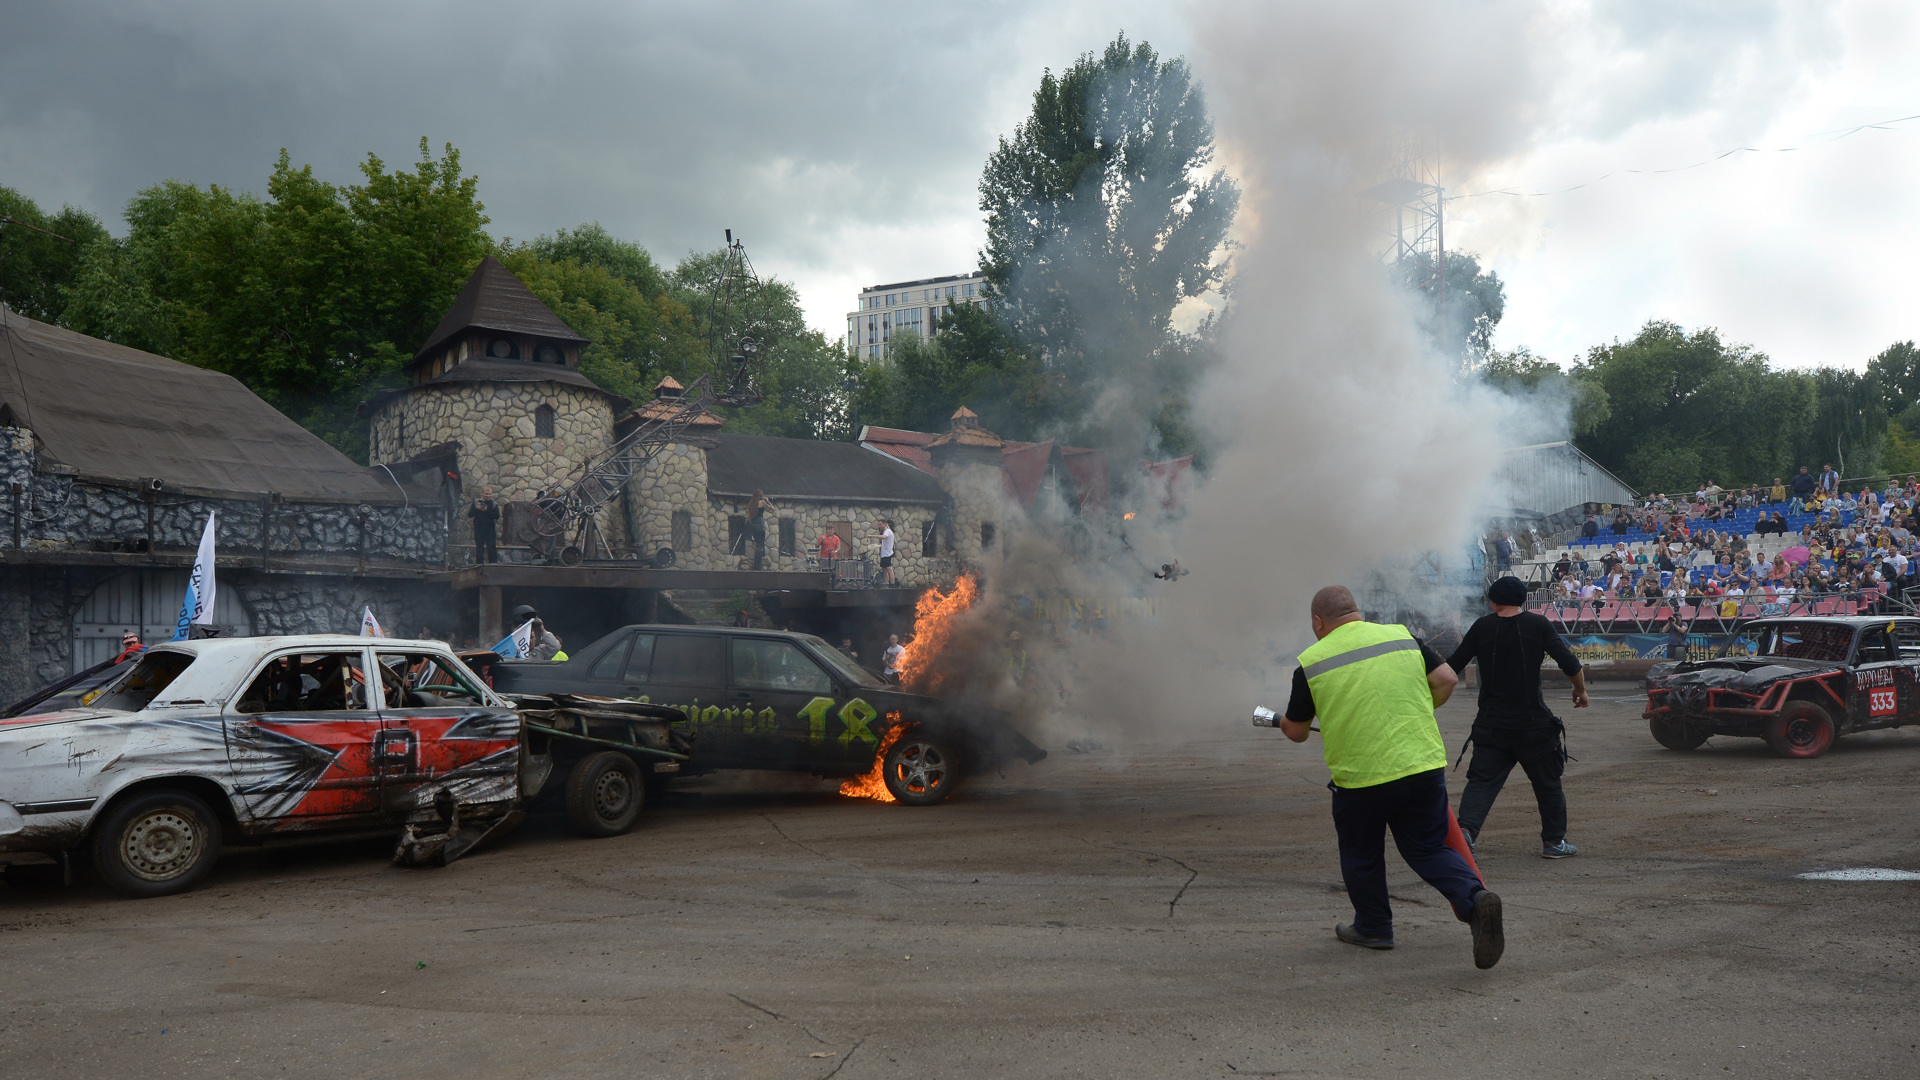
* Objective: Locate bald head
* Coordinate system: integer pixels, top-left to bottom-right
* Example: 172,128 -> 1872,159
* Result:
1310,586 -> 1359,622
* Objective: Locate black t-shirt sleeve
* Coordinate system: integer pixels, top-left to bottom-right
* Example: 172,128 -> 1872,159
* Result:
1419,642 -> 1445,673
1537,616 -> 1583,675
1284,666 -> 1314,724
1444,631 -> 1475,674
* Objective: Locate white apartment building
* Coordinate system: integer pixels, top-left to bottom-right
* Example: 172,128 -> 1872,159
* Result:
846,271 -> 989,360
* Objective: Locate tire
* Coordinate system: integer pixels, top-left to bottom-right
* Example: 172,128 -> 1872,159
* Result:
90,790 -> 222,898
564,751 -> 644,837
1649,715 -> 1710,751
651,547 -> 676,569
1766,700 -> 1836,759
881,732 -> 961,806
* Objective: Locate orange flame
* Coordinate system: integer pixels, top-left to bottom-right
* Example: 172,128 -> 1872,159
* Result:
896,573 -> 979,693
1123,511 -> 1136,520
839,715 -> 903,801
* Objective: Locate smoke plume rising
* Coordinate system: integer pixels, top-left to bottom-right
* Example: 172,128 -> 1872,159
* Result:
929,3 -> 1577,751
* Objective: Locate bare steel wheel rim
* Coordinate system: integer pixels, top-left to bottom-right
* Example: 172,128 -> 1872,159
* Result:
593,768 -> 634,819
893,741 -> 949,794
121,809 -> 203,882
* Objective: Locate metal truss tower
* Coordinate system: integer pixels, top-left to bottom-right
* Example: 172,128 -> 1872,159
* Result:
1360,140 -> 1447,347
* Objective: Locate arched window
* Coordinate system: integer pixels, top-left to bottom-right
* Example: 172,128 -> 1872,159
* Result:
487,337 -> 517,359
534,404 -> 555,439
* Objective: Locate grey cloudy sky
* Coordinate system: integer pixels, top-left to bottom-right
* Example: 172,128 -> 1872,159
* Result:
3,1 -> 1915,369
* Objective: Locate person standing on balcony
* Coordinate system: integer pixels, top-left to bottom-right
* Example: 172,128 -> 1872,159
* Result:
468,486 -> 500,565
1448,577 -> 1588,860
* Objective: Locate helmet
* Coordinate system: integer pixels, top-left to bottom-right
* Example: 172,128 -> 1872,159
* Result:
512,605 -> 538,622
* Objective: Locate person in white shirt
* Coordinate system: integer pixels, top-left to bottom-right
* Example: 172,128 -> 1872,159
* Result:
870,519 -> 897,586
1578,580 -> 1602,600
882,633 -> 905,684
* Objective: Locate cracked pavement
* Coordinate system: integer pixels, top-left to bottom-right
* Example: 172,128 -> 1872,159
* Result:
3,690 -> 1918,1078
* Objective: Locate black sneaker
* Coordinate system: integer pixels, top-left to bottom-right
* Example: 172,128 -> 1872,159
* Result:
1462,827 -> 1478,854
1335,923 -> 1394,950
1470,889 -> 1504,970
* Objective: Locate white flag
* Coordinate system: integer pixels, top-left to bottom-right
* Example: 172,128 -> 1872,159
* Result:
491,619 -> 534,659
171,512 -> 218,642
360,606 -> 385,638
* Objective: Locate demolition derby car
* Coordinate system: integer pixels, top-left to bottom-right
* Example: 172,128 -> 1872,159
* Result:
478,624 -> 1047,804
0,635 -> 686,898
1644,616 -> 1920,758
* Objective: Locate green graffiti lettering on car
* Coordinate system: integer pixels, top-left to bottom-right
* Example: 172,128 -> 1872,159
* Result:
758,706 -> 776,734
798,697 -> 834,744
838,698 -> 878,746
701,705 -> 721,727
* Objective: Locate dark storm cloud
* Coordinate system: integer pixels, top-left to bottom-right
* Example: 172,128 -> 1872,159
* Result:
0,1 -> 1187,325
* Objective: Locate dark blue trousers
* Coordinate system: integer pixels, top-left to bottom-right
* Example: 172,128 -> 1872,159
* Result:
1330,767 -> 1484,939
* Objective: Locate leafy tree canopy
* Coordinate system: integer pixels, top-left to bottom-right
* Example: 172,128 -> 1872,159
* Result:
0,186 -> 111,322
976,32 -> 1237,453
1403,249 -> 1505,363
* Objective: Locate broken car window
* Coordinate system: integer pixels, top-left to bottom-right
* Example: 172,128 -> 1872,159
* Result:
86,650 -> 196,711
234,652 -> 370,713
1749,622 -> 1854,663
375,651 -> 486,707
802,635 -> 887,689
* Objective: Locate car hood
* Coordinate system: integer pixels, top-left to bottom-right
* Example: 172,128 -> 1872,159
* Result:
0,707 -> 120,732
862,686 -> 1048,766
1648,656 -> 1843,692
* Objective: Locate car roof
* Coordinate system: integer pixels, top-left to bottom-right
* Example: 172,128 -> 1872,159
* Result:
604,625 -> 810,639
131,635 -> 463,707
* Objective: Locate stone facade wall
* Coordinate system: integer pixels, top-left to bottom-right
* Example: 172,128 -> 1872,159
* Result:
625,441 -> 714,568
704,493 -> 950,589
0,428 -> 446,565
370,381 -> 625,559
0,566 -> 449,706
937,452 -> 1013,567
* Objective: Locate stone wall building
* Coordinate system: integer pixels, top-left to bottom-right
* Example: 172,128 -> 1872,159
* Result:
0,304 -> 452,703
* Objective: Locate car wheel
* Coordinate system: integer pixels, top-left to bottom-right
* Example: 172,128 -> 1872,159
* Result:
1648,715 -> 1710,751
91,790 -> 222,898
564,751 -> 644,836
882,733 -> 960,806
1766,701 -> 1836,759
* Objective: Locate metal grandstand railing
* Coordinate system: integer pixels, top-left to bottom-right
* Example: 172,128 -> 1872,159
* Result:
1525,588 -> 1920,634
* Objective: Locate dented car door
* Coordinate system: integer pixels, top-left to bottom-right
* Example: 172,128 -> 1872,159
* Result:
370,650 -> 522,816
223,647 -> 388,827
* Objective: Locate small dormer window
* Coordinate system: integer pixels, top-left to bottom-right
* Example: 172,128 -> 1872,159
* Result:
537,344 -> 563,365
534,404 -> 555,439
488,338 -> 516,359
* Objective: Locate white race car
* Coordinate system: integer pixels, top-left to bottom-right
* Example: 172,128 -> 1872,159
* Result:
0,635 -> 525,897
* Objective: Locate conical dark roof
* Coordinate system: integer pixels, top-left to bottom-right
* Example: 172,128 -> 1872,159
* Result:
413,256 -> 588,362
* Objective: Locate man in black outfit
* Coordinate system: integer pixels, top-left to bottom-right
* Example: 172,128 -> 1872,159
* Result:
468,486 -> 500,564
1446,576 -> 1590,859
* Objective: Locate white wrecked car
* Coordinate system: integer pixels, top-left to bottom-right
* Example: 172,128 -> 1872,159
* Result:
0,635 -> 527,897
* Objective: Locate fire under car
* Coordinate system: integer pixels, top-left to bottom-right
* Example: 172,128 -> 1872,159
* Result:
1643,616 -> 1920,758
476,625 -> 1047,804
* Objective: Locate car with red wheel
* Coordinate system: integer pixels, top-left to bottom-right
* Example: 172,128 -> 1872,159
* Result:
1643,616 -> 1920,758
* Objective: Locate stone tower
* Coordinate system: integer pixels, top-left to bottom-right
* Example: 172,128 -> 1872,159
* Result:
623,376 -> 726,568
927,406 -> 1007,566
368,256 -> 629,557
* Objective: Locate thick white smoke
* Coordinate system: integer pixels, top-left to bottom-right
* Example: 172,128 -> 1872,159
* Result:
946,3 -> 1574,750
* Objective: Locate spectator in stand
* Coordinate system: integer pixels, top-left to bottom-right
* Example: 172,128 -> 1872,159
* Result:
1552,553 -> 1572,579
1610,510 -> 1630,535
1494,531 -> 1514,572
1819,464 -> 1839,493
1638,572 -> 1664,600
1770,478 -> 1788,504
1581,514 -> 1600,540
1791,466 -> 1817,503
1654,546 -> 1677,573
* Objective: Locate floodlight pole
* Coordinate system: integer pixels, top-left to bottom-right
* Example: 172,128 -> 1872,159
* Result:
1436,183 -> 1446,362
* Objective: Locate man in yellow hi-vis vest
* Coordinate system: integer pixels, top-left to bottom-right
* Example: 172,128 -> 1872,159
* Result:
1273,586 -> 1504,969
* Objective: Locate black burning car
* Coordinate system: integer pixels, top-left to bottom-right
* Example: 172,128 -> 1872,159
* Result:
1644,616 -> 1920,759
475,625 -> 1045,804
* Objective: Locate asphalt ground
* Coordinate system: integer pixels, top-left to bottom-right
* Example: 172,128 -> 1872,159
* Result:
3,688 -> 1918,1079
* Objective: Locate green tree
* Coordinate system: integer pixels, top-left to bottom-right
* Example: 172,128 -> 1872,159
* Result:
63,140 -> 491,458
978,32 -> 1238,450
1864,340 -> 1920,416
1403,250 -> 1506,363
1474,347 -> 1609,436
1572,320 -> 1813,493
499,243 -> 702,406
0,186 -> 111,323
854,301 -> 1050,438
